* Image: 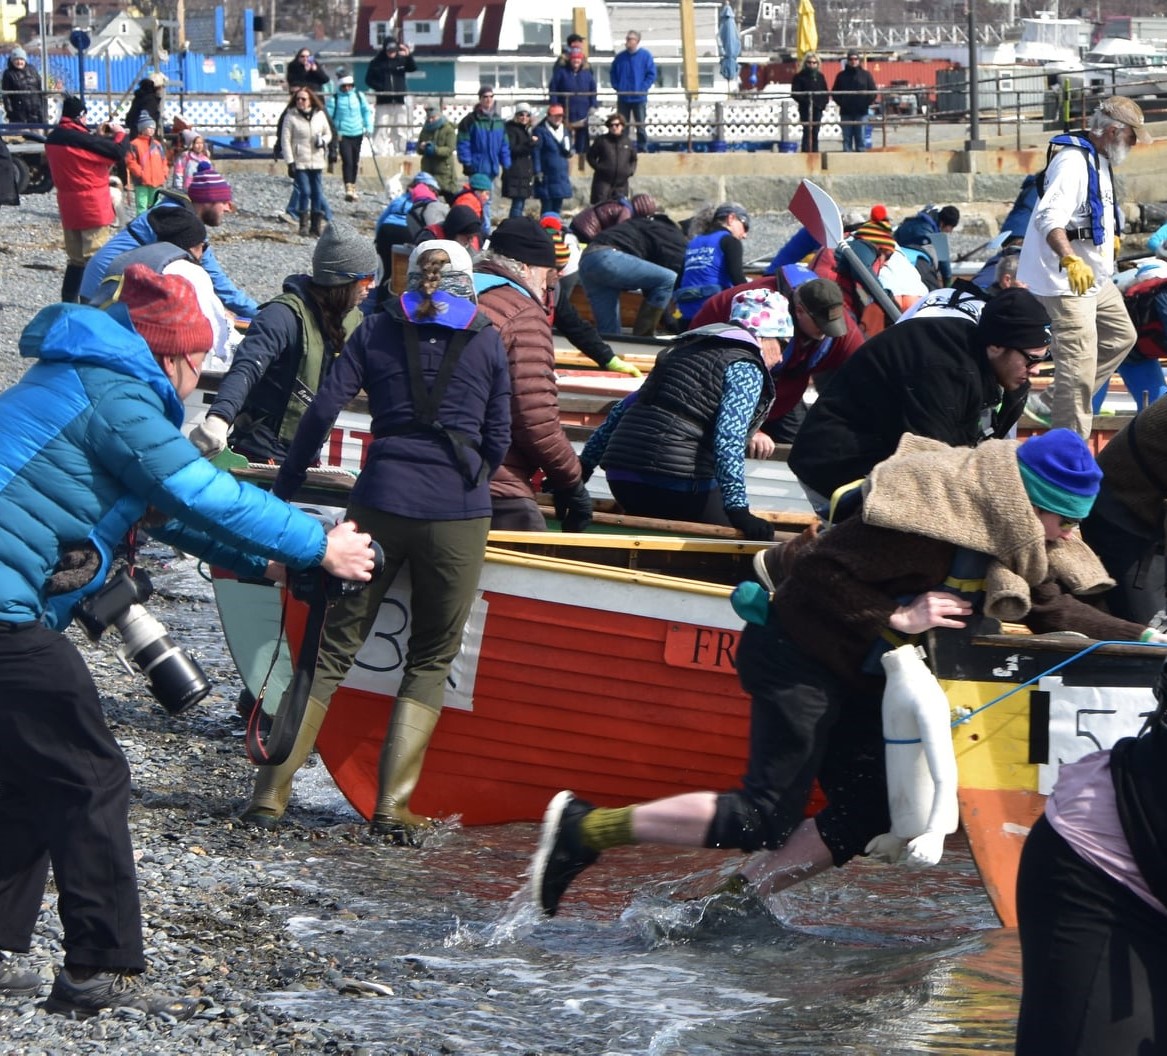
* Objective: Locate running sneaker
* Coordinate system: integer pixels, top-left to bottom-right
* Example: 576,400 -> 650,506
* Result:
0,956 -> 43,998
45,969 -> 199,1020
531,790 -> 599,917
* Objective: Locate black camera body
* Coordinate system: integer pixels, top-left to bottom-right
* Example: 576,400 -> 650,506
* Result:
76,567 -> 211,716
287,541 -> 385,607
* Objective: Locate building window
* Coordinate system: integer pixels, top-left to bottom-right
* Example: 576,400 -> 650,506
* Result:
520,20 -> 552,48
458,18 -> 480,47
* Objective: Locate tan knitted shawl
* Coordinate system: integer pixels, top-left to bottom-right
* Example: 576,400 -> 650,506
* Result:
861,434 -> 1114,621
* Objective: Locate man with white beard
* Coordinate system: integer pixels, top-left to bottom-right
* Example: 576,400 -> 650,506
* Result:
1017,96 -> 1151,438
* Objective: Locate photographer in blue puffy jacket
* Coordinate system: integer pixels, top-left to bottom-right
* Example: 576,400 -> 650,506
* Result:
0,265 -> 375,1019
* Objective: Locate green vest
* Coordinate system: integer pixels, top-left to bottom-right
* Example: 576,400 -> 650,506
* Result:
268,292 -> 363,445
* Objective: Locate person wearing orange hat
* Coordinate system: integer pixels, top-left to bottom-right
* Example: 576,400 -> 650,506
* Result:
0,265 -> 376,1018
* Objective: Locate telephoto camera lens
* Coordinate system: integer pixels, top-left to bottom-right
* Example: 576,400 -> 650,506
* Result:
114,604 -> 211,715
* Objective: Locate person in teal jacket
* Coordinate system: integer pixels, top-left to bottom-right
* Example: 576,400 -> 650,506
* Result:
327,72 -> 373,201
0,264 -> 375,1019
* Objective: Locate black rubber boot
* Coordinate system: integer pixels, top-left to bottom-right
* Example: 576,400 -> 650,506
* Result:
61,264 -> 86,303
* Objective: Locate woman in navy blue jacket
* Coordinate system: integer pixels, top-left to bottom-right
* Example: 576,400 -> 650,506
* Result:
549,47 -> 597,158
244,241 -> 513,842
532,103 -> 574,214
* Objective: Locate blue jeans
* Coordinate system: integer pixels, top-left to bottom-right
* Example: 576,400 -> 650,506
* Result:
285,183 -> 303,216
841,120 -> 865,152
508,197 -> 527,218
578,246 -> 676,336
539,195 -> 564,215
618,100 -> 648,151
293,168 -> 332,219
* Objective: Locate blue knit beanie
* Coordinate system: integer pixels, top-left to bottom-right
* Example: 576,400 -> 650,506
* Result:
1016,428 -> 1102,521
468,173 -> 492,192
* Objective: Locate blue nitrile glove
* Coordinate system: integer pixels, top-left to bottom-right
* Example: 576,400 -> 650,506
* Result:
731,581 -> 772,626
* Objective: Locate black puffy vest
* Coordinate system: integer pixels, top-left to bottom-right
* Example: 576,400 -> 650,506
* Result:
602,329 -> 774,480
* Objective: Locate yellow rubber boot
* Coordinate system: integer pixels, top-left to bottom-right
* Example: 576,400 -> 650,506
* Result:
370,698 -> 441,843
241,695 -> 328,829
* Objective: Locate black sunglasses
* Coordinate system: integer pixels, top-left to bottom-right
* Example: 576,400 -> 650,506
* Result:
1013,348 -> 1052,367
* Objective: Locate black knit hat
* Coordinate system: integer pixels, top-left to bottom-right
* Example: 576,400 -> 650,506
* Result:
978,287 -> 1052,349
489,216 -> 557,267
61,95 -> 87,120
147,207 -> 207,250
443,204 -> 482,239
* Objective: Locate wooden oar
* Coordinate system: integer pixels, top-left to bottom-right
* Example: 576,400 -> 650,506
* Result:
788,179 -> 902,323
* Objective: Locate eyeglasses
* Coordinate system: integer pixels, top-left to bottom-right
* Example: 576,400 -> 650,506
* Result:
341,84 -> 353,90
1012,347 -> 1052,367
609,121 -> 624,127
1058,516 -> 1081,530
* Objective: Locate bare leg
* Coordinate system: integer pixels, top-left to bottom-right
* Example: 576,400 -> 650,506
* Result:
736,818 -> 835,897
630,792 -> 718,846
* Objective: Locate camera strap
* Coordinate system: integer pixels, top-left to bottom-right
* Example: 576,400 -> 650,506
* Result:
245,577 -> 329,767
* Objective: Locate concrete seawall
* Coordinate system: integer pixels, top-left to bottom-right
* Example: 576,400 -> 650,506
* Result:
218,118 -> 1167,236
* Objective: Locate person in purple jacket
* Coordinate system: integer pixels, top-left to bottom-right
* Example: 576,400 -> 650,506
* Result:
243,241 -> 513,844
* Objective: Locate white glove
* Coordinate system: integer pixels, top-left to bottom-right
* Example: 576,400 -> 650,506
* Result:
903,831 -> 947,868
189,414 -> 229,457
1141,628 -> 1167,644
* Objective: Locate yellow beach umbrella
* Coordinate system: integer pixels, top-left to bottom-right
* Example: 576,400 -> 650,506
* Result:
796,0 -> 818,62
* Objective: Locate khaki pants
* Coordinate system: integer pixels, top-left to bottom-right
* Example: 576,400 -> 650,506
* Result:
1037,281 -> 1136,439
61,224 -> 112,268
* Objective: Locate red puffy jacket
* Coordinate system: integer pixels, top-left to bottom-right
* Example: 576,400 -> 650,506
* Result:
45,118 -> 127,230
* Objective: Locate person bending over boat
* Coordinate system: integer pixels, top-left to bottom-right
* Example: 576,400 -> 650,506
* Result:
691,277 -> 864,444
0,265 -> 376,1016
578,210 -> 688,338
1015,656 -> 1167,1055
789,287 -> 1050,514
188,223 -> 378,462
531,429 -> 1164,918
475,217 -> 593,533
673,202 -> 749,327
579,315 -> 779,539
1081,398 -> 1167,625
242,242 -> 512,839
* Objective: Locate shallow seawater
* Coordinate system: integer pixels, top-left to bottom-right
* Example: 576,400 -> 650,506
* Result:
254,788 -> 1018,1056
146,555 -> 1022,1056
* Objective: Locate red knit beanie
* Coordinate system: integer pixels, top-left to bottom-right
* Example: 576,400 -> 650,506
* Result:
116,264 -> 213,358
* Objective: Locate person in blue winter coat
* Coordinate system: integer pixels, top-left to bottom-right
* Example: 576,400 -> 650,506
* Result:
327,72 -> 373,202
0,264 -> 375,1018
532,103 -> 574,214
456,86 -> 511,236
609,31 -> 656,152
79,179 -> 258,318
674,202 -> 750,324
549,46 -> 597,159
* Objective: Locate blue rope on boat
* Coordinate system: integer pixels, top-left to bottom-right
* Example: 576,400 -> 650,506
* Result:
950,639 -> 1167,729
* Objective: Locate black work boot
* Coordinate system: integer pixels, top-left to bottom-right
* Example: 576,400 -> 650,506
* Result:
45,968 -> 198,1020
